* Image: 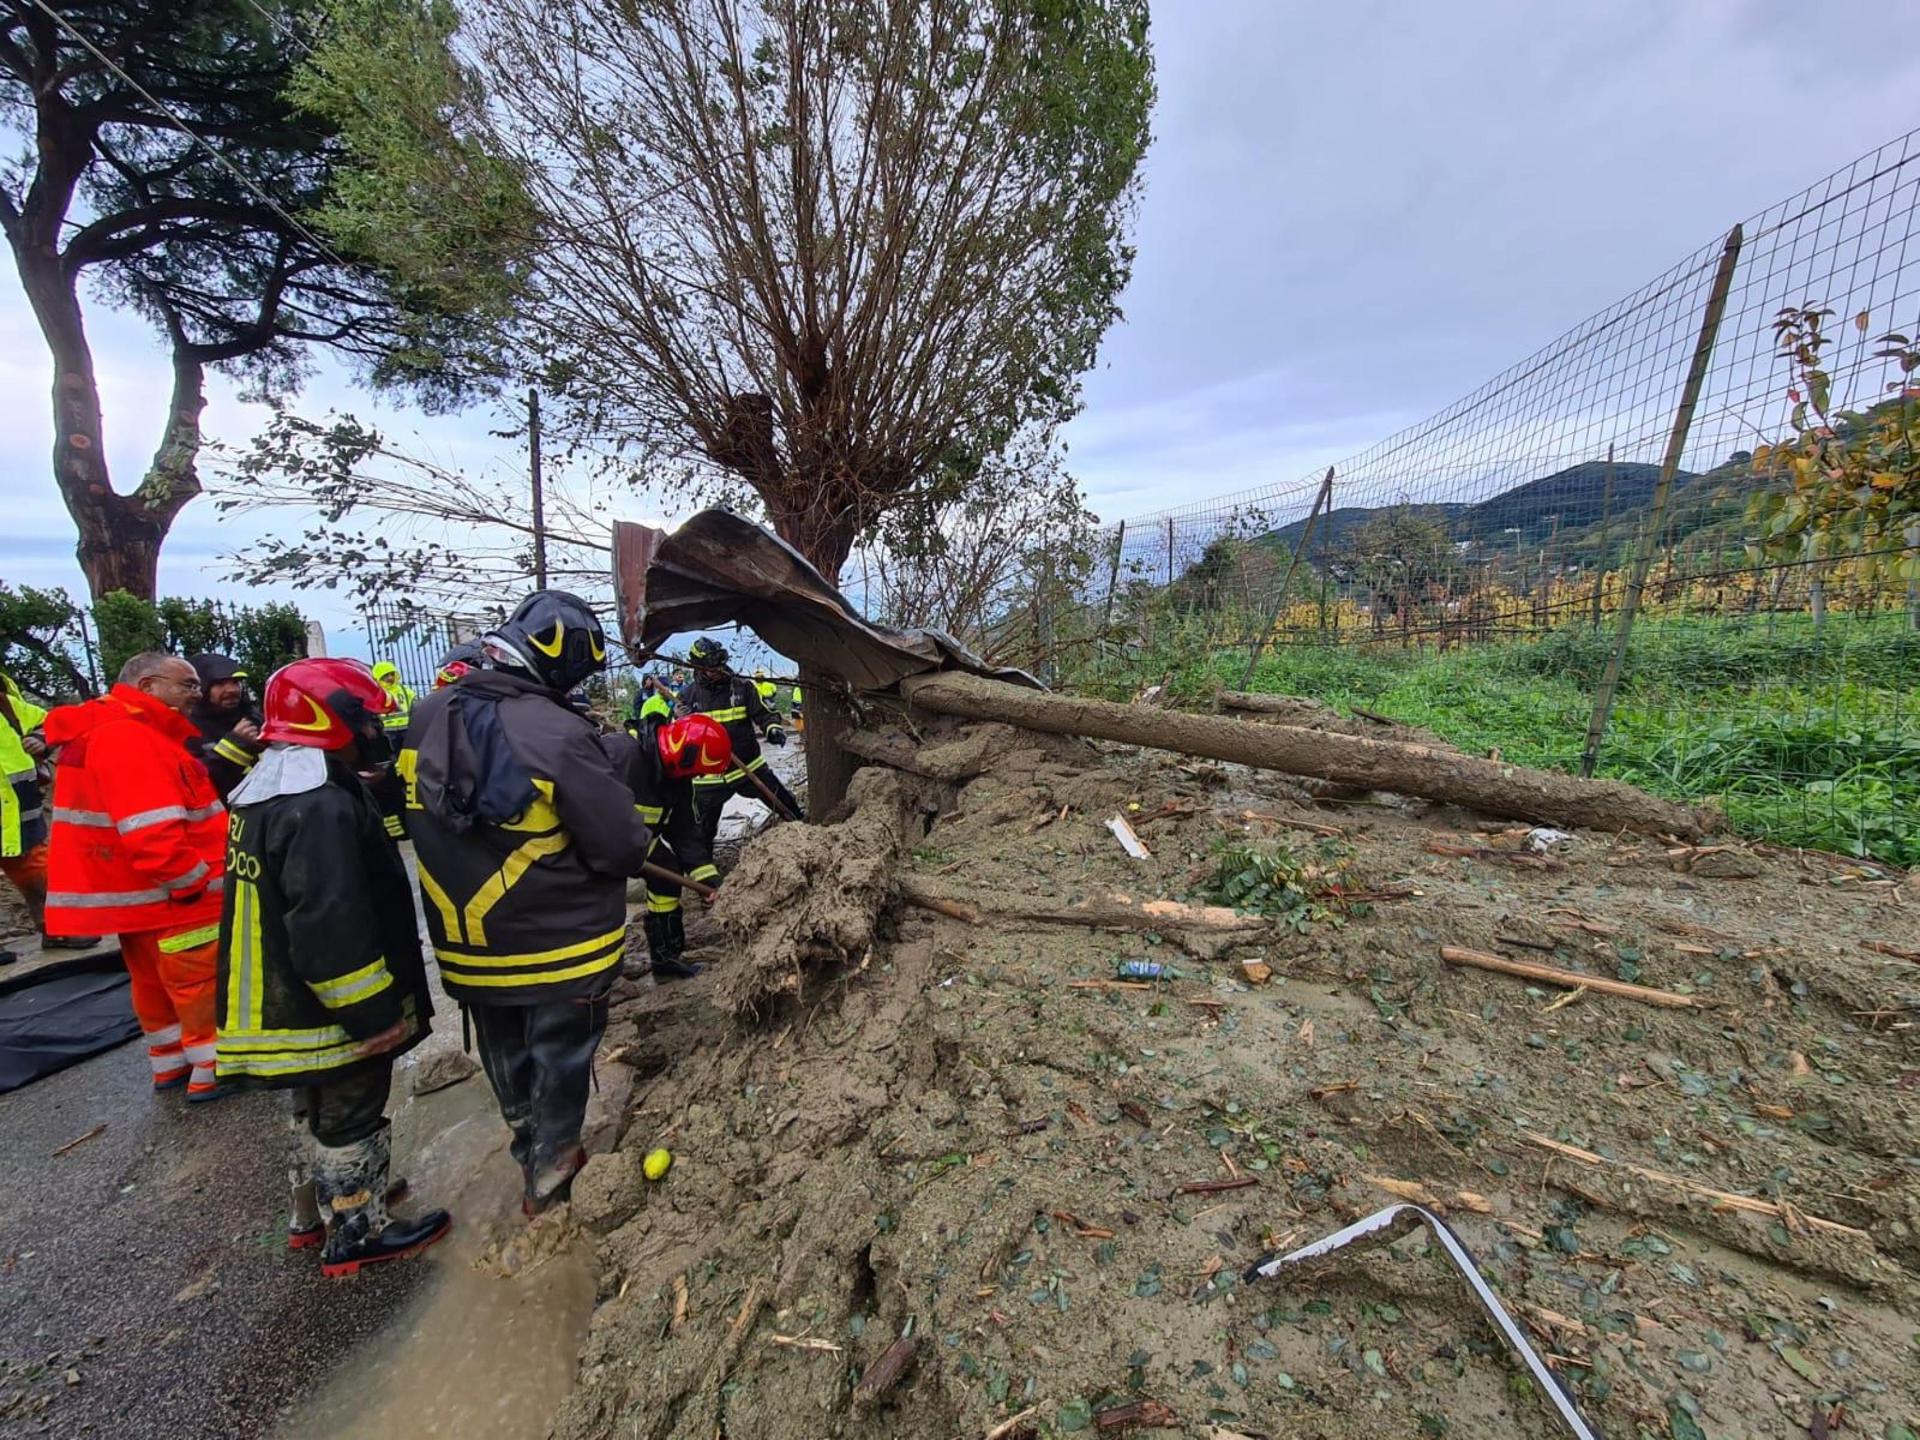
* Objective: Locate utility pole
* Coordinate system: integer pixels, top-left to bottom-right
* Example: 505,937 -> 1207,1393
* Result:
528,387 -> 548,588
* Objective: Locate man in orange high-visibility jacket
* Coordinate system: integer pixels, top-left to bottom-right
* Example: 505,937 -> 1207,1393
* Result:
44,652 -> 228,1099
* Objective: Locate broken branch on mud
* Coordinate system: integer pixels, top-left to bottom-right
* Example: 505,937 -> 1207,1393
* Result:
1521,1131 -> 1870,1242
899,875 -> 1267,941
901,671 -> 1721,839
1441,946 -> 1701,1008
1177,1177 -> 1259,1195
853,1337 -> 917,1403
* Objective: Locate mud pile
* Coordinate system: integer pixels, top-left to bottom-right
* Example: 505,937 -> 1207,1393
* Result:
559,721 -> 1920,1440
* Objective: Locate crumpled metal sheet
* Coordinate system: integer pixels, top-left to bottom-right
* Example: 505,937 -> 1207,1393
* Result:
616,509 -> 1041,693
1247,1203 -> 1602,1440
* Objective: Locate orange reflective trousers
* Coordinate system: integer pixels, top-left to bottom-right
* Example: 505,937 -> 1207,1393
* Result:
119,923 -> 219,1096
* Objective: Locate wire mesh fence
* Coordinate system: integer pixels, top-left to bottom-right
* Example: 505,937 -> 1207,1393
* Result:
1004,128 -> 1920,865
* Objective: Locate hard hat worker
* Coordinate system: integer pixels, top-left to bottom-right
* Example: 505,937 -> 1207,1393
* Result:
611,710 -> 731,980
676,637 -> 804,845
218,659 -> 448,1275
398,591 -> 650,1214
42,653 -> 228,1098
366,661 -> 417,841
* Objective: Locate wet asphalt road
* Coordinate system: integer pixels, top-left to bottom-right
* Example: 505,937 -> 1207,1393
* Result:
0,1043 -> 430,1439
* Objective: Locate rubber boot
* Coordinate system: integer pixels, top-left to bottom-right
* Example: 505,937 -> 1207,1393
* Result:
650,906 -> 703,981
523,1145 -> 588,1217
314,1125 -> 451,1277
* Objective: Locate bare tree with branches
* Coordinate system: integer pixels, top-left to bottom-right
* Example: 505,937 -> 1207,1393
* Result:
455,0 -> 1153,807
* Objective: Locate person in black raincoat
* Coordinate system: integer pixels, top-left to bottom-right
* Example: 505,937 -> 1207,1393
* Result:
218,657 -> 449,1277
399,591 -> 650,1214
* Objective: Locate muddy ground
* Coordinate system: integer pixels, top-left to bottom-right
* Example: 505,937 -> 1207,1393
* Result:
556,720 -> 1917,1440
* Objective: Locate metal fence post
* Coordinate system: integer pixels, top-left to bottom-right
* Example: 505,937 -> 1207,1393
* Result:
1580,224 -> 1743,778
1165,517 -> 1175,589
1101,521 -> 1126,634
1239,468 -> 1334,690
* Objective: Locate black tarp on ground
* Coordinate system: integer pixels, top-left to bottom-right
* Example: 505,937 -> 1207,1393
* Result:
0,951 -> 139,1093
613,509 -> 1042,693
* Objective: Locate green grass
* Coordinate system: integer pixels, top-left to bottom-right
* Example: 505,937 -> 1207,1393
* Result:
1069,612 -> 1920,866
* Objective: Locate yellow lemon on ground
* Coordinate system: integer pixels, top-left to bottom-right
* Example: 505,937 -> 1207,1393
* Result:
643,1147 -> 673,1181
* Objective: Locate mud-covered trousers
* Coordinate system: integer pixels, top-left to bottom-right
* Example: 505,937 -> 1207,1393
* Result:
693,765 -> 804,846
467,995 -> 609,1202
285,1064 -> 395,1243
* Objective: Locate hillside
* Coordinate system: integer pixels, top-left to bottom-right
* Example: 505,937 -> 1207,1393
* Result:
1253,456 -> 1775,567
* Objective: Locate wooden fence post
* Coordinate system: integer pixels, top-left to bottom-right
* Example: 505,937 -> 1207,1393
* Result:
1581,224 -> 1743,778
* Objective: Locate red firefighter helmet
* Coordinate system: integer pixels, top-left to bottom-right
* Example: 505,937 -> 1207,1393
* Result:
434,659 -> 472,689
261,658 -> 393,750
656,713 -> 732,780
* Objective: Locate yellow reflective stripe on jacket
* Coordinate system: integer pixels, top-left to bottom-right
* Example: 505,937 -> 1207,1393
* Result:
218,1000 -> 418,1079
462,832 -> 571,947
383,813 -> 405,839
637,803 -> 665,824
415,864 -> 461,941
0,778 -> 19,855
743,754 -> 768,773
212,737 -> 257,767
688,863 -> 720,883
220,1038 -> 367,1076
438,947 -> 622,990
645,890 -> 680,913
433,926 -> 624,970
158,922 -> 220,954
311,957 -> 393,1010
226,878 -> 266,1032
704,705 -> 748,724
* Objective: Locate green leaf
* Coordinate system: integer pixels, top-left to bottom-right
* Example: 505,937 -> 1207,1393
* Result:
1057,1397 -> 1093,1432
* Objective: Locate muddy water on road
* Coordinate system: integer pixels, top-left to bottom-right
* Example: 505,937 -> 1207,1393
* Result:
272,1032 -> 630,1440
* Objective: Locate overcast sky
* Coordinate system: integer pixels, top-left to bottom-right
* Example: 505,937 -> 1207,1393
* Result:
5,0 -> 1920,654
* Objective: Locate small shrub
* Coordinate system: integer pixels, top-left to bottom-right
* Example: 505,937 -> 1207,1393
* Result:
1203,837 -> 1361,932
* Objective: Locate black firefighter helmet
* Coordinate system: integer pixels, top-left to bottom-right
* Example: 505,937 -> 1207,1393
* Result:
687,636 -> 730,672
485,590 -> 609,694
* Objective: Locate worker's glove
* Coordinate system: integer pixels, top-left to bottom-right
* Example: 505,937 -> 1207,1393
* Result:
764,725 -> 786,747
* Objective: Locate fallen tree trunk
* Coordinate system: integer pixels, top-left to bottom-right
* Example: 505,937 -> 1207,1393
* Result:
902,673 -> 1718,840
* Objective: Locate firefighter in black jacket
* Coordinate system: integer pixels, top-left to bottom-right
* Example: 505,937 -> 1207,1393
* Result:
218,658 -> 449,1278
677,637 -> 804,845
399,591 -> 650,1214
186,652 -> 265,801
611,710 -> 731,980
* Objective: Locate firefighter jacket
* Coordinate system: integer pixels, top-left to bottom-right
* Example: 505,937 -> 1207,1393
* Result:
187,698 -> 265,802
42,686 -> 226,937
399,670 -> 649,1004
611,720 -> 718,885
217,749 -> 433,1085
1,673 -> 47,858
676,673 -> 774,790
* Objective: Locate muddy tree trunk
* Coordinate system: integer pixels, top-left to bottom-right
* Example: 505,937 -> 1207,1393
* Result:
4,103 -> 206,604
902,671 -> 1720,839
768,499 -> 859,819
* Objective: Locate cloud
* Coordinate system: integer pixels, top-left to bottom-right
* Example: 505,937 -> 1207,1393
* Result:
5,0 -> 1920,641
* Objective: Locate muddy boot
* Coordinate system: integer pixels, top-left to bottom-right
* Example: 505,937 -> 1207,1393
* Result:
523,1145 -> 588,1217
314,1125 -> 451,1278
290,1176 -> 414,1250
649,907 -> 703,981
